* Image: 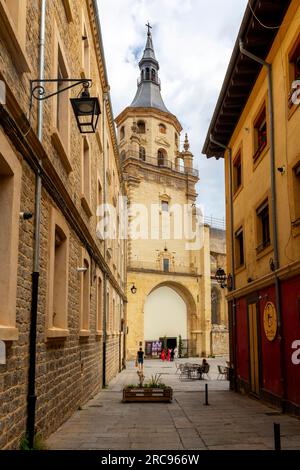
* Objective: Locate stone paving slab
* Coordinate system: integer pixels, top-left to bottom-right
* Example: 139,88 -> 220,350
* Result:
47,358 -> 300,450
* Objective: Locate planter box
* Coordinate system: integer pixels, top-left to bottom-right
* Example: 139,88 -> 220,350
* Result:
122,387 -> 173,403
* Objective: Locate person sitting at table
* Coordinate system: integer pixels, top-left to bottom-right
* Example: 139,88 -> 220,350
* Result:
197,358 -> 209,379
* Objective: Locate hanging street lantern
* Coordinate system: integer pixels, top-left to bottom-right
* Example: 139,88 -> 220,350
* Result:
70,83 -> 101,134
29,78 -> 101,134
215,267 -> 228,289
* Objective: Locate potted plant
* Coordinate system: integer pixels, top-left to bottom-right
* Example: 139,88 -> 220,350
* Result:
122,373 -> 173,403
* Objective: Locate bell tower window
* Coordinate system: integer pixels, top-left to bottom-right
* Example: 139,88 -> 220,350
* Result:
151,69 -> 156,81
139,146 -> 146,161
159,123 -> 166,134
137,120 -> 146,134
145,67 -> 150,80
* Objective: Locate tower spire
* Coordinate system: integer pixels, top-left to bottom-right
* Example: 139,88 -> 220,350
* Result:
130,24 -> 170,113
139,23 -> 158,66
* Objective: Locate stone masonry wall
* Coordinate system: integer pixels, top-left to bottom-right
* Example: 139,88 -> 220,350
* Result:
0,0 -> 126,449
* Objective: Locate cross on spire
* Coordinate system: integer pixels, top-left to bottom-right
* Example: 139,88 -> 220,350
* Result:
146,22 -> 152,35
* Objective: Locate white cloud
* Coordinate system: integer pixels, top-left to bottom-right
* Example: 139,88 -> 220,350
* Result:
98,0 -> 248,219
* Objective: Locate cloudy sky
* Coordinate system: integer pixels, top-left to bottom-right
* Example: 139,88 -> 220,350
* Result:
98,0 -> 248,220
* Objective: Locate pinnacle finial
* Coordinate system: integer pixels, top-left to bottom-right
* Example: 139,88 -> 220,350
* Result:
184,133 -> 190,151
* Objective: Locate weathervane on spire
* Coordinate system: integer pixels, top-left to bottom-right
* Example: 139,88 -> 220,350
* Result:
146,22 -> 152,35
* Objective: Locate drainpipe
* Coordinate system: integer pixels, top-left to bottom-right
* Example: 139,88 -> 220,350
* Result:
209,135 -> 236,390
239,41 -> 286,407
102,90 -> 109,387
26,0 -> 46,449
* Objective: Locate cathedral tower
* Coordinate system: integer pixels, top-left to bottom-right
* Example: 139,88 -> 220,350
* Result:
115,25 -> 212,359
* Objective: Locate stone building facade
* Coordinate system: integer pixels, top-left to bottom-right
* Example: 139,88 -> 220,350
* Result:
209,227 -> 228,356
0,0 -> 126,449
116,28 -> 219,359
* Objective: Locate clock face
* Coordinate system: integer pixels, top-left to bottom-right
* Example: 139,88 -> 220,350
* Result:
263,301 -> 277,341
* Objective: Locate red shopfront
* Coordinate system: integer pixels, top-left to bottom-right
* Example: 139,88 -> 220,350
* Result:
232,274 -> 300,415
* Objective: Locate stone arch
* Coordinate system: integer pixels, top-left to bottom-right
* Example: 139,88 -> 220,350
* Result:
144,280 -> 197,344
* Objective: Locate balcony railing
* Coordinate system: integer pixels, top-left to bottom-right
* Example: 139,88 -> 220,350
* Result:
121,150 -> 199,178
128,260 -> 198,275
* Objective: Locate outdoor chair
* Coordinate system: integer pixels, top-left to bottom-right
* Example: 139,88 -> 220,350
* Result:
175,361 -> 181,374
217,365 -> 228,380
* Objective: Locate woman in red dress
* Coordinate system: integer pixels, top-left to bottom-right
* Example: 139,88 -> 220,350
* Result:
167,348 -> 171,361
161,349 -> 166,361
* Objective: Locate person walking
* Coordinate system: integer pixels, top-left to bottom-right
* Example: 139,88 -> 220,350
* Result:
161,349 -> 166,361
174,347 -> 178,359
136,347 -> 144,371
167,348 -> 171,362
170,349 -> 175,361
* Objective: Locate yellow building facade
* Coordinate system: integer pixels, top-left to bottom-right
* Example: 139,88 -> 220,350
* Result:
203,0 -> 300,414
116,27 -> 228,359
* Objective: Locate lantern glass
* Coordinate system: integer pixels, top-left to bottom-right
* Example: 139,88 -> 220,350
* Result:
70,96 -> 101,133
215,267 -> 227,286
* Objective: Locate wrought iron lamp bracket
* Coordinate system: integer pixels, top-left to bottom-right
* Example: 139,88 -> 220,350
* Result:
30,78 -> 92,104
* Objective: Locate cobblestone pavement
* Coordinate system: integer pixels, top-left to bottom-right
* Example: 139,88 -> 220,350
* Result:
47,358 -> 300,450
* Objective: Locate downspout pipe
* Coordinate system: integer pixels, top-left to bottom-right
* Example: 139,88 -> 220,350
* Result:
239,41 -> 286,407
26,0 -> 46,449
209,136 -> 236,390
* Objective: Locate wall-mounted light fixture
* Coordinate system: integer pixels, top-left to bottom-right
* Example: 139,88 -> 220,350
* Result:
131,283 -> 137,294
20,212 -> 33,220
215,267 -> 233,290
76,267 -> 88,273
30,79 -> 101,134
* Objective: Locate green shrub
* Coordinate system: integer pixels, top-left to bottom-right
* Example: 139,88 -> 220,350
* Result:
19,433 -> 48,450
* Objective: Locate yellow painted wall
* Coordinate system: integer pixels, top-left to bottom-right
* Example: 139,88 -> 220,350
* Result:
225,0 -> 300,290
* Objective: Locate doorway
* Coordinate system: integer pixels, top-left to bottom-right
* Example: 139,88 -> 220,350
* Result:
248,302 -> 260,396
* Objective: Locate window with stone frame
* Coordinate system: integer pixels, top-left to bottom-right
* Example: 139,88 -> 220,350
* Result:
288,34 -> 300,108
139,146 -> 146,161
256,200 -> 271,253
56,45 -> 69,153
161,200 -> 169,212
52,226 -> 68,329
80,253 -> 90,335
159,123 -> 167,134
120,126 -> 125,140
233,151 -> 242,193
82,20 -> 90,77
235,226 -> 245,268
81,136 -> 92,216
137,120 -> 146,134
0,0 -> 29,72
253,104 -> 267,161
163,258 -> 170,272
157,148 -> 166,166
292,160 -> 300,225
0,136 -> 22,341
51,31 -> 71,173
96,275 -> 102,333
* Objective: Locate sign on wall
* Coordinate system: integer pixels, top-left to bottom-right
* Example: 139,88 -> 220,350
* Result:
263,301 -> 277,341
